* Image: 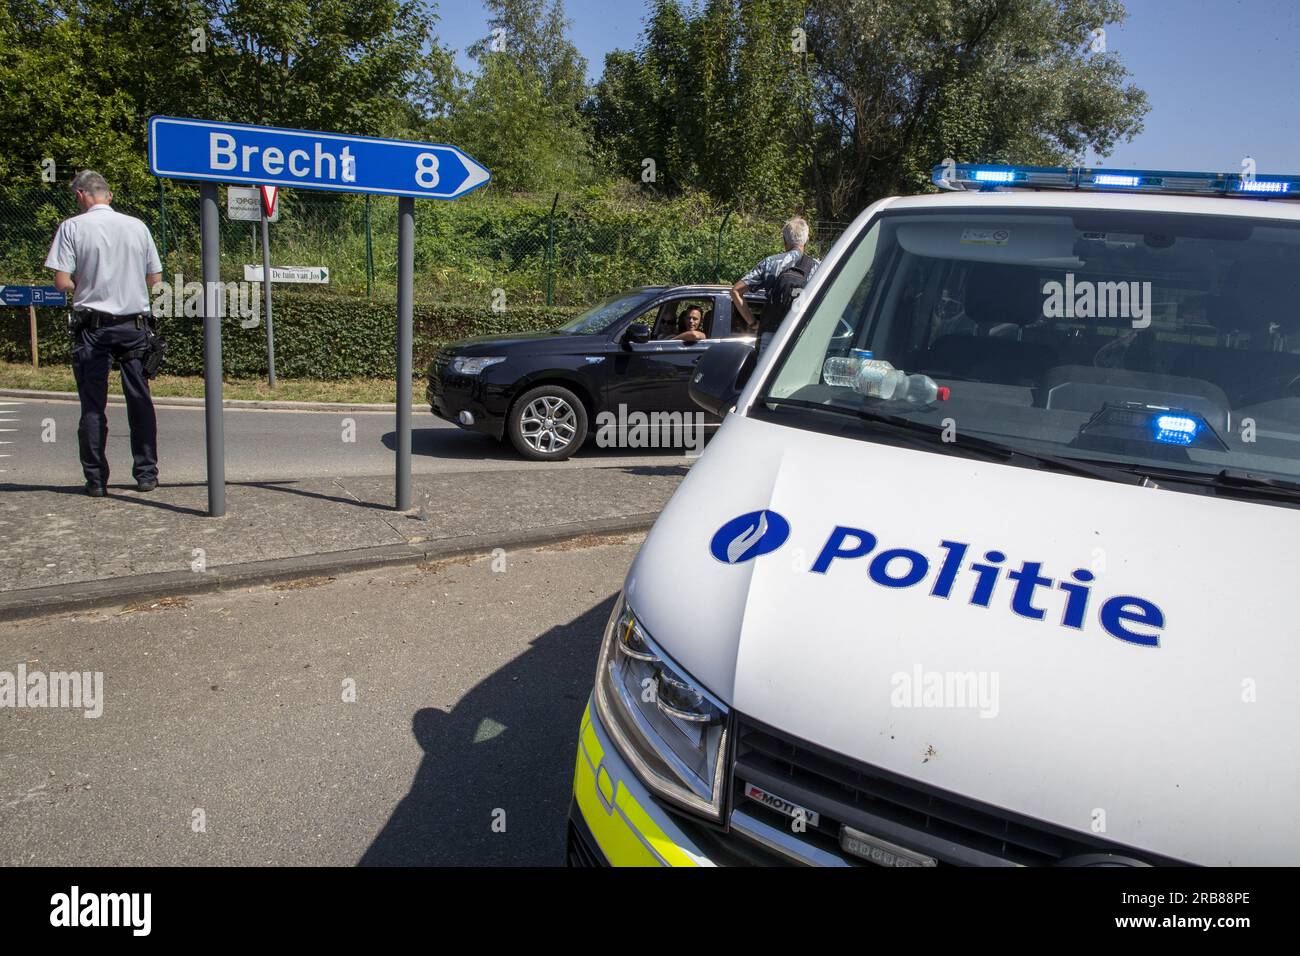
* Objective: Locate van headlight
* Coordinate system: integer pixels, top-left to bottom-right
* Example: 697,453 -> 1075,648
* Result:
593,592 -> 730,821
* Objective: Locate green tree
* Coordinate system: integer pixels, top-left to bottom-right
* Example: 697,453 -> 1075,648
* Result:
0,0 -> 459,193
807,0 -> 1150,218
452,0 -> 592,193
590,0 -> 1148,221
589,0 -> 811,213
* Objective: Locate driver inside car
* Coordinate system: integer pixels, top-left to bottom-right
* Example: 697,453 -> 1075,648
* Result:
673,305 -> 707,342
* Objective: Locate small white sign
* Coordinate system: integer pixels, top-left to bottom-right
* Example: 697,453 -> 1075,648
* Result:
243,265 -> 330,284
959,227 -> 1010,246
228,186 -> 280,222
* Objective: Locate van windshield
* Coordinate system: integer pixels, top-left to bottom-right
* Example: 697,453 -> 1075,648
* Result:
761,207 -> 1300,488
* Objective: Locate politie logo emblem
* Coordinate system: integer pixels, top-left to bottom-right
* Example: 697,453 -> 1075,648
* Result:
710,510 -> 791,564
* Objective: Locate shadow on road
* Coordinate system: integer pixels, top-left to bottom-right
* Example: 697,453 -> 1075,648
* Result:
383,427 -> 706,464
359,594 -> 616,866
382,427 -> 511,461
0,481 -> 213,517
240,480 -> 395,511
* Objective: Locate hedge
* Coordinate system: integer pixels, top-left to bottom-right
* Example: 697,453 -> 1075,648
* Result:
1,292 -> 582,379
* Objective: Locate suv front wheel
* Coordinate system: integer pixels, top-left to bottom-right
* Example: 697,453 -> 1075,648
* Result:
507,385 -> 588,461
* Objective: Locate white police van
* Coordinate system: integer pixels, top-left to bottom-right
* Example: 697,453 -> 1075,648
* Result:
568,165 -> 1300,866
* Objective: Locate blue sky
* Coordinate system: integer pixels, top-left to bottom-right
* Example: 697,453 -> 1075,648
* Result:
435,0 -> 1299,174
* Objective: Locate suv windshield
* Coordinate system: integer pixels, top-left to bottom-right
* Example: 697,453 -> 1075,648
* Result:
556,290 -> 659,335
762,207 -> 1300,488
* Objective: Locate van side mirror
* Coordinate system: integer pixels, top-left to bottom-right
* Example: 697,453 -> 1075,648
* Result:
689,340 -> 756,417
624,323 -> 651,346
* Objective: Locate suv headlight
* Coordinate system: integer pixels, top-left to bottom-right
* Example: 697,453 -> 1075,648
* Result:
593,592 -> 730,821
451,356 -> 506,375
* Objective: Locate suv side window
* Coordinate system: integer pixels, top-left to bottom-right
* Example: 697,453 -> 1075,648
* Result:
726,297 -> 764,337
632,297 -> 715,340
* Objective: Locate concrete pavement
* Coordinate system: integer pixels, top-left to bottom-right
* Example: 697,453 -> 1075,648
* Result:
0,395 -> 695,619
0,464 -> 685,620
0,536 -> 641,865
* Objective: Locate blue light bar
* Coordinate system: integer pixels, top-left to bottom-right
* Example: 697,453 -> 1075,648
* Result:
1235,179 -> 1291,194
1092,174 -> 1141,187
932,163 -> 1300,200
1154,414 -> 1200,446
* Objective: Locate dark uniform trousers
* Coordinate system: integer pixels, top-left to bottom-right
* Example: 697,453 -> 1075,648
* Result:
71,317 -> 158,487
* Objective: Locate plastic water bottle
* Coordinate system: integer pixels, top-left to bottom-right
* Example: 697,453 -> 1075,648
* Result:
854,357 -> 907,400
821,350 -> 948,406
891,373 -> 948,406
822,348 -> 873,387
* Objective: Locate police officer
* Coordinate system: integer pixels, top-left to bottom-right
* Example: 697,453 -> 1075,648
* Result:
730,216 -> 821,357
45,171 -> 162,497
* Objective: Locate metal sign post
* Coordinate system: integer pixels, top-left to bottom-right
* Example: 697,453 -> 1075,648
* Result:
148,115 -> 490,513
260,185 -> 278,389
396,197 -> 414,511
199,182 -> 225,517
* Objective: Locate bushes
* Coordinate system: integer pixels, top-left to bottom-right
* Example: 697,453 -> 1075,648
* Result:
0,182 -> 808,307
1,293 -> 581,379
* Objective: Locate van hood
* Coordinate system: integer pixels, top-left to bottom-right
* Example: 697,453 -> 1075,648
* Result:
625,413 -> 1300,865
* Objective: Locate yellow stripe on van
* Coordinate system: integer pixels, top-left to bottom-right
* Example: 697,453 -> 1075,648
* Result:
573,741 -> 661,865
572,703 -> 698,867
613,786 -> 698,868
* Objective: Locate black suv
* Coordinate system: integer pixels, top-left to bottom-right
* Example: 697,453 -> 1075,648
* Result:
426,285 -> 764,460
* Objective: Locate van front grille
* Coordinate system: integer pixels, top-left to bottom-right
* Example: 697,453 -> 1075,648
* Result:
731,716 -> 1162,866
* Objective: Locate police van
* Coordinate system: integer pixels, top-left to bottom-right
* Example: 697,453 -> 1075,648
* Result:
568,164 -> 1300,867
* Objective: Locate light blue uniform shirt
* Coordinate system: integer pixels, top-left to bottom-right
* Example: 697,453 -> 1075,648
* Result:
45,204 -> 162,316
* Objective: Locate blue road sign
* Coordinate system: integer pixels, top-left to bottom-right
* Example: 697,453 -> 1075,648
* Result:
148,116 -> 491,200
1,285 -> 66,307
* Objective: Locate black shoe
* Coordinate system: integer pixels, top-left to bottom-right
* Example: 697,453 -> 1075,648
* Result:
85,482 -> 106,498
135,479 -> 158,493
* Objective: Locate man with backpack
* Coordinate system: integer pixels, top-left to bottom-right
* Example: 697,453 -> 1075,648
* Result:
730,217 -> 820,356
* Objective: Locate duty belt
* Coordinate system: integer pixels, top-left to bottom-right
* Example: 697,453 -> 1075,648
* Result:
75,309 -> 149,330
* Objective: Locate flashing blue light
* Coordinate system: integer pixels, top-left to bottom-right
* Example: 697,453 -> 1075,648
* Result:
1236,179 -> 1291,194
1093,174 -> 1141,187
1154,414 -> 1200,446
931,162 -> 1300,200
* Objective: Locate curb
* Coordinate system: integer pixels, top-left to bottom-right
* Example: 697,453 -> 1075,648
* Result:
0,513 -> 658,622
0,387 -> 416,413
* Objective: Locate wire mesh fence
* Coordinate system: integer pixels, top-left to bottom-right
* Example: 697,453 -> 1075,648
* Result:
0,184 -> 850,309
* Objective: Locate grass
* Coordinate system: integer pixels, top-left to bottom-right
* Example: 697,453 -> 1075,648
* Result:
0,360 -> 420,405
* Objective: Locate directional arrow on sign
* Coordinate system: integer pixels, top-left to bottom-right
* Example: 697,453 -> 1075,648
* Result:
260,184 -> 279,218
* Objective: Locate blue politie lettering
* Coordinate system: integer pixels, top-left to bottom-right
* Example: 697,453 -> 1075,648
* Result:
712,514 -> 1164,646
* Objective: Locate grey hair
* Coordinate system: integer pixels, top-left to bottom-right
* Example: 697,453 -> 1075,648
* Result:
782,217 -> 810,250
70,170 -> 112,198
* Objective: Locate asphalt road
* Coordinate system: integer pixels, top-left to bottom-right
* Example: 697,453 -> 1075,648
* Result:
0,534 -> 642,866
0,398 -> 695,485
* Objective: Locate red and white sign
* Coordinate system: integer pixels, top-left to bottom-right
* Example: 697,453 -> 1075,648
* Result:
259,185 -> 279,218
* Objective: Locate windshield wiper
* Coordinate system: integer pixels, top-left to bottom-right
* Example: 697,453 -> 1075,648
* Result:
763,397 -> 1154,487
1215,468 -> 1300,493
1112,465 -> 1300,501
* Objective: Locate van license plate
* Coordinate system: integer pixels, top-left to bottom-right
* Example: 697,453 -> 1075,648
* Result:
840,826 -> 937,867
